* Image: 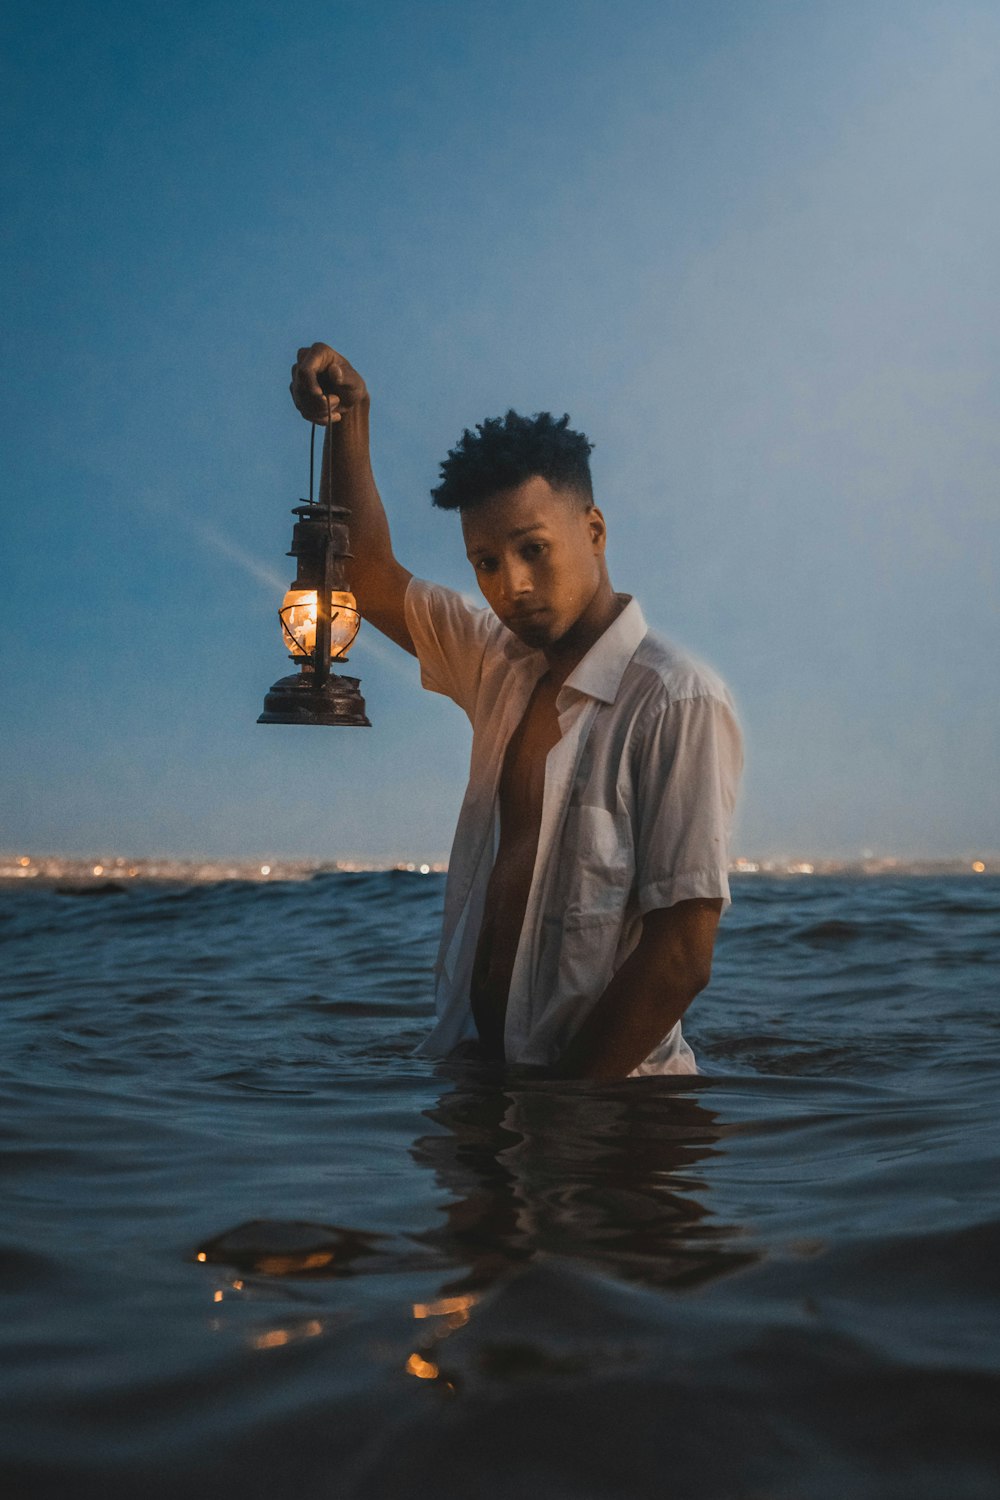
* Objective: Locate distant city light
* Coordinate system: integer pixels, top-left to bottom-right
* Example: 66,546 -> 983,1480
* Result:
2,853 -> 991,884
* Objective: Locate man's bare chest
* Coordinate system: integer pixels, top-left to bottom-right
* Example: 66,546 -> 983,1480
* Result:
497,677 -> 562,836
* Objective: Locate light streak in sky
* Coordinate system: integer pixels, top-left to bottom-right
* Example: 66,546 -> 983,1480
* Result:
135,488 -> 422,686
136,488 -> 286,594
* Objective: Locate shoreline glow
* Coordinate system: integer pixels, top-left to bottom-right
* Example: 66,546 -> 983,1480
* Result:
0,852 -> 994,884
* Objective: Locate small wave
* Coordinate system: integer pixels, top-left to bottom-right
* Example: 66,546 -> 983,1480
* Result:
194,1218 -> 389,1277
795,917 -> 919,946
0,1242 -> 59,1290
54,880 -> 129,897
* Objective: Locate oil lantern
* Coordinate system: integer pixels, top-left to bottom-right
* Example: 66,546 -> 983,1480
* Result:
258,428 -> 370,727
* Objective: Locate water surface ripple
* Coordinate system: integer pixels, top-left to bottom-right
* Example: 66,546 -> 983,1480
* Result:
1,874 -> 998,1498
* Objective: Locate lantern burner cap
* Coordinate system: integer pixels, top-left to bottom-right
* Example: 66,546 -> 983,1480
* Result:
258,671 -> 371,728
291,502 -> 351,519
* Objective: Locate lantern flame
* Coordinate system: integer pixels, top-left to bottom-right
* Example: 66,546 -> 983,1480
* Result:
279,589 -> 361,660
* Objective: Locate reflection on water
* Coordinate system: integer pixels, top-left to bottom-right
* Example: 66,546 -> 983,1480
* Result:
197,1071 -> 758,1302
412,1067 -> 760,1297
249,1319 -> 326,1351
197,1065 -> 762,1397
196,1220 -> 387,1277
196,1068 -> 760,1393
396,1070 -> 761,1394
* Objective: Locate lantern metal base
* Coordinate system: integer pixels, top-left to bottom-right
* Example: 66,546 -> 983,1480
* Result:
258,670 -> 370,727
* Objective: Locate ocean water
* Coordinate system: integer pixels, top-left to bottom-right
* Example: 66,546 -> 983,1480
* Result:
1,872 -> 998,1499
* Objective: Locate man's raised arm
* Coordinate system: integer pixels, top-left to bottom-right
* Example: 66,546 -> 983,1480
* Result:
290,342 -> 415,655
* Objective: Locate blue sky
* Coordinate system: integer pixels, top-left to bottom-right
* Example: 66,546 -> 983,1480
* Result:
2,0 -> 998,861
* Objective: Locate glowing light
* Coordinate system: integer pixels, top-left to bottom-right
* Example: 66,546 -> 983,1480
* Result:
93,864 -> 104,876
18,857 -> 30,868
412,1295 -> 477,1320
419,864 -> 430,875
214,1290 -> 224,1303
256,1250 -> 336,1275
279,589 -> 360,660
255,1329 -> 291,1349
972,861 -> 986,873
196,1252 -> 207,1263
260,865 -> 271,876
251,1320 -> 324,1351
405,1353 -> 439,1380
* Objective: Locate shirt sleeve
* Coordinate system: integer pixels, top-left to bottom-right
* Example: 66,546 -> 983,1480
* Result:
632,691 -> 744,914
403,576 -> 499,722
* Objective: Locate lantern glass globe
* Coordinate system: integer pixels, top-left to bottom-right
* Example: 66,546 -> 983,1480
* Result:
279,589 -> 360,660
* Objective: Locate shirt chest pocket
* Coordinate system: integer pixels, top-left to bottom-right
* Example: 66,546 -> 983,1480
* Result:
558,804 -> 634,928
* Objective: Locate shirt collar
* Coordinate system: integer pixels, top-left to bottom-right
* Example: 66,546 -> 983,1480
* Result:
562,596 -> 647,704
501,596 -> 648,704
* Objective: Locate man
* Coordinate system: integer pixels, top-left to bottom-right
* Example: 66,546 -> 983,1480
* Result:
290,342 -> 742,1080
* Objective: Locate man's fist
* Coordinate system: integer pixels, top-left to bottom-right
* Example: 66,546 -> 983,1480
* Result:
289,343 -> 368,424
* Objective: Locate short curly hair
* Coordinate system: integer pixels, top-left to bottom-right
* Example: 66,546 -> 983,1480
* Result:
430,409 -> 594,511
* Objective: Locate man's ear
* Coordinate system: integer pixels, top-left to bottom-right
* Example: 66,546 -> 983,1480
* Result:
588,505 -> 607,550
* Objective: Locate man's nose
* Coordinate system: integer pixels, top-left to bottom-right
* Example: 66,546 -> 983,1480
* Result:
500,557 -> 532,600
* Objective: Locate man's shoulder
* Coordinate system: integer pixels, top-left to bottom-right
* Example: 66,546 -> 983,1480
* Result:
404,576 -> 532,716
624,626 -> 735,712
406,576 -> 519,655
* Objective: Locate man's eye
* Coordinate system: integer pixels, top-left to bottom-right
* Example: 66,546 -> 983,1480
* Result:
523,542 -> 546,559
475,558 -> 498,573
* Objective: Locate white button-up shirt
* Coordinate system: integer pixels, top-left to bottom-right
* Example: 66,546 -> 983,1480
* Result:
405,577 -> 743,1075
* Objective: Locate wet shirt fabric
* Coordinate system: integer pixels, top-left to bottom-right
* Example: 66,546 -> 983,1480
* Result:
405,577 -> 743,1075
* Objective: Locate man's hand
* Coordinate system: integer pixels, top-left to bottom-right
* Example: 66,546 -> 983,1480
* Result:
290,343 -> 368,425
554,898 -> 723,1080
286,340 -> 415,654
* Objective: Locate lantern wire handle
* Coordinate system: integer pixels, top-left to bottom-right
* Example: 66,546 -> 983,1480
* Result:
326,392 -> 336,539
309,391 -> 338,682
309,422 -> 316,505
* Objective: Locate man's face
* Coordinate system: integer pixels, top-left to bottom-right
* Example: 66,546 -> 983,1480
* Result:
461,475 -> 607,649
